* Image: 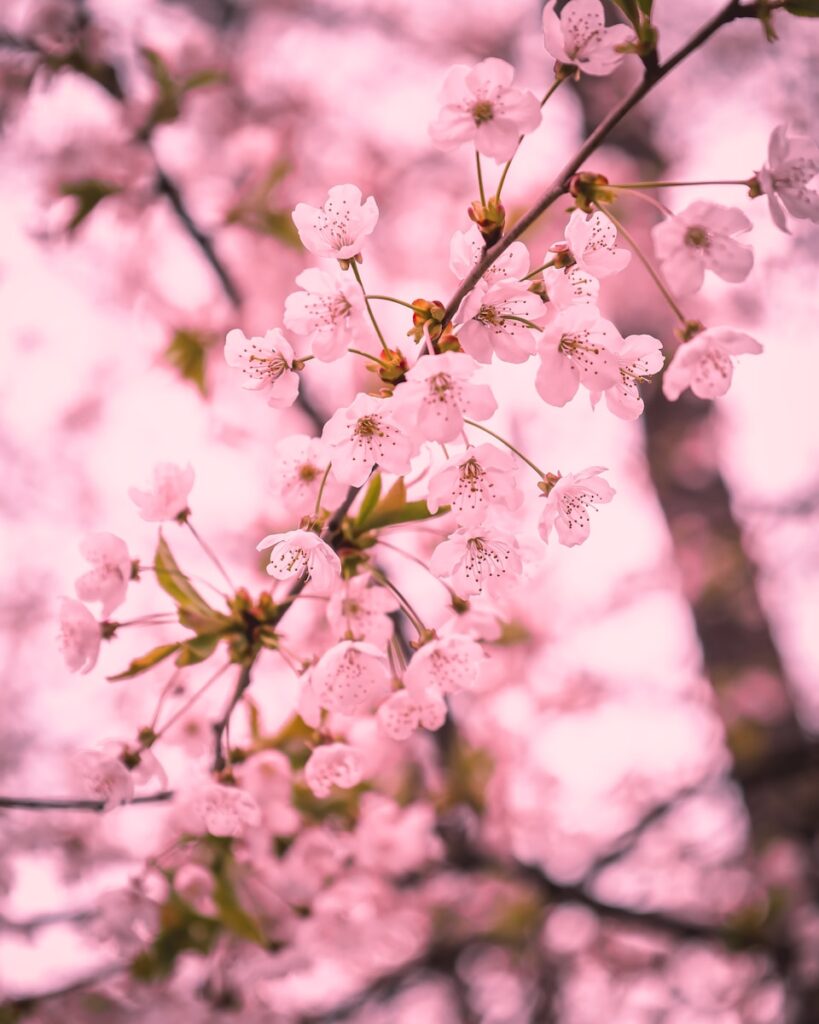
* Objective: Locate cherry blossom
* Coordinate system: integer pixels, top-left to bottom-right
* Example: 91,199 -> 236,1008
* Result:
283,267 -> 364,362
651,202 -> 753,295
74,532 -> 131,619
256,529 -> 342,594
73,748 -> 133,809
57,597 -> 101,674
405,635 -> 485,696
538,467 -> 615,547
322,392 -> 413,487
174,863 -> 218,918
304,743 -> 364,798
327,575 -> 399,647
542,0 -> 635,77
430,526 -> 522,597
662,328 -> 763,401
354,794 -> 443,876
291,184 -> 379,261
224,327 -> 299,408
270,434 -> 348,518
450,225 -> 530,283
535,304 -> 621,407
392,352 -> 497,443
429,57 -> 541,164
128,463 -> 194,521
591,332 -> 664,420
311,640 -> 391,714
427,444 -> 522,527
238,750 -> 300,836
758,124 -> 819,232
543,265 -> 600,308
456,278 -> 546,364
193,783 -> 262,837
376,686 -> 447,740
563,209 -> 631,278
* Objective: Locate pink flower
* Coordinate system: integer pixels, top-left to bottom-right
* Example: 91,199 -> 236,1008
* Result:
304,743 -> 364,798
535,305 -> 621,407
405,635 -> 485,696
291,184 -> 379,261
311,640 -> 391,714
322,393 -> 413,487
542,0 -> 635,77
429,57 -> 541,164
543,265 -> 600,308
456,278 -> 546,364
174,864 -> 217,918
193,783 -> 262,837
591,332 -> 664,420
430,526 -> 522,597
376,687 -> 447,741
392,352 -> 498,443
256,529 -> 342,594
758,124 -> 819,232
327,575 -> 399,647
427,444 -> 522,527
651,202 -> 753,295
270,434 -> 348,518
129,463 -> 194,522
354,794 -> 443,876
224,327 -> 299,408
73,748 -> 133,809
662,328 -> 763,401
564,209 -> 630,278
539,467 -> 615,547
74,532 -> 131,619
57,597 -> 101,674
283,267 -> 364,362
450,225 -> 530,283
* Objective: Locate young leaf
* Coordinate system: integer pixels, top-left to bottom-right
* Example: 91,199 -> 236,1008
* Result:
164,329 -> 213,397
784,0 -> 819,14
60,179 -> 122,234
176,633 -> 222,667
155,533 -> 217,619
108,643 -> 181,681
354,472 -> 382,527
360,499 -> 448,532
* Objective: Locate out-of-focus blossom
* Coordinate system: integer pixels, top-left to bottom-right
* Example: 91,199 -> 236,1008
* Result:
662,328 -> 763,401
256,529 -> 342,594
392,352 -> 497,443
284,267 -> 364,362
429,57 -> 541,163
74,532 -> 131,619
73,748 -> 133,809
535,305 -> 620,406
563,209 -> 631,278
651,202 -> 753,294
430,526 -> 522,597
591,332 -> 664,420
354,794 -> 443,876
322,393 -> 413,486
224,328 -> 299,408
311,641 -> 391,714
758,124 -> 819,232
270,435 -> 347,518
542,0 -> 635,76
304,743 -> 364,798
193,783 -> 262,837
538,467 -> 615,547
174,863 -> 217,918
128,463 -> 194,522
57,597 -> 101,674
292,184 -> 378,261
238,750 -> 300,836
90,886 -> 159,954
376,686 -> 447,740
327,575 -> 398,647
405,635 -> 485,695
450,226 -> 530,283
456,278 -> 546,364
427,444 -> 523,526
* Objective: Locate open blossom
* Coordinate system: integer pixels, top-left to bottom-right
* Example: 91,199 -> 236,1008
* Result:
129,463 -> 194,521
256,529 -> 341,594
73,748 -> 133,809
304,743 -> 364,798
662,328 -> 763,401
429,57 -> 541,164
322,392 -> 413,487
74,533 -> 131,619
542,0 -> 635,76
535,304 -> 620,407
193,784 -> 262,838
311,640 -> 391,714
591,332 -> 664,420
405,635 -> 485,696
270,434 -> 347,517
456,278 -> 546,364
327,575 -> 399,647
224,327 -> 299,408
651,202 -> 753,295
539,467 -> 615,547
58,597 -> 101,674
376,687 -> 447,741
430,526 -> 522,597
758,124 -> 819,232
392,352 -> 497,443
283,267 -> 364,362
543,265 -> 600,308
563,209 -> 630,278
450,225 -> 530,283
291,184 -> 378,261
427,444 -> 522,527
354,794 -> 443,876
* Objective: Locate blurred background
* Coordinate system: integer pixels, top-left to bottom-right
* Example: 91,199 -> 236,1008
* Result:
1,0 -> 819,1021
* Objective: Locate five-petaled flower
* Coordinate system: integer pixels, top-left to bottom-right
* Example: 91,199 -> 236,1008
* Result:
224,328 -> 300,408
662,328 -> 763,401
651,202 -> 753,295
129,463 -> 194,522
284,267 -> 364,362
311,640 -> 391,714
74,533 -> 132,619
542,0 -> 635,77
456,278 -> 546,364
430,526 -> 522,597
563,209 -> 631,278
757,124 -> 819,232
427,444 -> 522,527
538,467 -> 615,547
304,743 -> 364,798
535,304 -> 621,407
322,393 -> 413,487
590,331 -> 664,420
58,597 -> 102,674
292,184 -> 379,261
270,434 -> 347,518
256,529 -> 342,594
392,352 -> 498,443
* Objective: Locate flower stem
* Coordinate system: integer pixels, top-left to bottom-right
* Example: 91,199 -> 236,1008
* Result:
502,314 -> 544,330
348,347 -> 391,369
476,150 -> 487,207
495,77 -> 565,203
151,661 -> 231,742
184,518 -> 235,591
350,261 -> 390,353
366,294 -> 428,314
314,463 -> 333,516
610,179 -> 751,189
463,418 -> 548,479
370,566 -> 429,637
522,259 -> 556,281
608,186 -> 673,217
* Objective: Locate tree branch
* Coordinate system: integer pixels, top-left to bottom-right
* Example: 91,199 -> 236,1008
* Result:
0,791 -> 173,811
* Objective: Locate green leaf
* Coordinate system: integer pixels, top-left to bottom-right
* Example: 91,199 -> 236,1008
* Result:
637,0 -> 654,16
140,46 -> 180,125
784,0 -> 819,14
155,533 -> 217,619
176,632 -> 222,667
213,875 -> 266,945
59,179 -> 122,233
181,69 -> 226,92
108,642 -> 181,681
165,329 -> 213,397
360,499 -> 448,532
354,472 -> 382,527
611,0 -> 640,27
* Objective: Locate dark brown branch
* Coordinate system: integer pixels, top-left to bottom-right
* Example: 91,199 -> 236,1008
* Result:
0,791 -> 173,811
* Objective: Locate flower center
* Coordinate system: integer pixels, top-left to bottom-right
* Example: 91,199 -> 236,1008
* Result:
685,226 -> 710,249
298,464 -> 319,482
471,101 -> 494,125
476,304 -> 501,326
355,415 -> 383,439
